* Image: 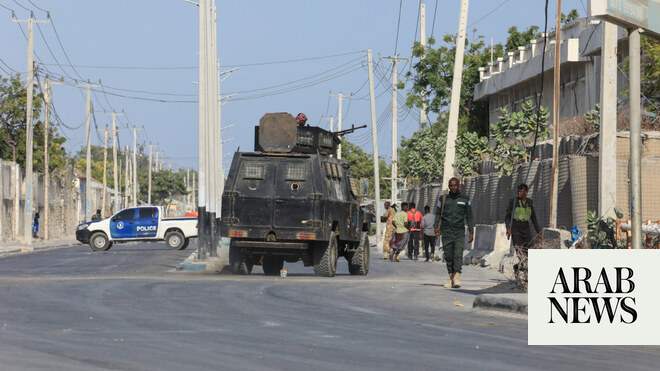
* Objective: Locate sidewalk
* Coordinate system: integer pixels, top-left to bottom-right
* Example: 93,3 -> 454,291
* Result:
0,238 -> 80,256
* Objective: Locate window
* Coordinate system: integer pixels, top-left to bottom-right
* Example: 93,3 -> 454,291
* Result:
325,162 -> 333,178
334,163 -> 342,179
349,177 -> 359,196
138,207 -> 158,219
297,131 -> 313,146
286,165 -> 306,181
115,209 -> 135,221
320,133 -> 333,148
243,163 -> 265,180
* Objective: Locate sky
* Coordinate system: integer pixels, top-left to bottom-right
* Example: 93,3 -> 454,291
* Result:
0,0 -> 591,172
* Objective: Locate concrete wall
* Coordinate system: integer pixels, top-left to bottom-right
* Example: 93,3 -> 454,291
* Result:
0,160 -> 113,242
402,133 -> 660,235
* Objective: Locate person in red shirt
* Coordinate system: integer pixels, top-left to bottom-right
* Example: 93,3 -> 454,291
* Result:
406,202 -> 423,260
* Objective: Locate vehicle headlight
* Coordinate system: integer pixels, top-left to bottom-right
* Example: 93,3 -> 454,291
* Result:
77,224 -> 89,231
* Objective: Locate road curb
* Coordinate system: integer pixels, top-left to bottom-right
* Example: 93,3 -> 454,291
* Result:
473,293 -> 528,315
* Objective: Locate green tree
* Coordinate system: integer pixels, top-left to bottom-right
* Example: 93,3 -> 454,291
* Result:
491,100 -> 549,176
0,73 -> 68,174
561,9 -> 580,25
341,140 -> 391,198
641,35 -> 660,110
399,120 -> 447,183
405,34 -> 497,136
505,25 -> 541,53
73,145 -> 126,188
455,131 -> 490,177
138,169 -> 187,205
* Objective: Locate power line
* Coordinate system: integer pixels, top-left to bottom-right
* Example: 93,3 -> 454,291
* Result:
11,0 -> 31,12
394,0 -> 404,55
26,0 -> 48,13
467,0 -> 510,28
431,0 -> 438,39
37,50 -> 367,70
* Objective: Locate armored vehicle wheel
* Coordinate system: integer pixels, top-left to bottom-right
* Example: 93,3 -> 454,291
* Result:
179,238 -> 190,251
165,231 -> 185,250
262,256 -> 284,276
89,232 -> 111,251
314,232 -> 338,277
347,232 -> 370,276
229,241 -> 252,275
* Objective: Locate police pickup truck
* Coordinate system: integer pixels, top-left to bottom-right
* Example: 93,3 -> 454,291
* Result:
76,206 -> 198,251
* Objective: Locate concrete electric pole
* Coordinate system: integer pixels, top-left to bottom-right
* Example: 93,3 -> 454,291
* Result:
13,13 -> 49,243
419,0 -> 428,128
549,0 -> 562,228
125,145 -> 130,209
380,56 -> 410,205
598,21 -> 618,219
367,49 -> 382,252
131,126 -> 142,207
629,27 -> 642,249
77,81 -> 100,222
105,112 -> 123,213
39,75 -> 62,240
148,143 -> 157,205
322,115 -> 335,132
98,125 -> 110,217
442,0 -> 469,189
330,92 -> 352,159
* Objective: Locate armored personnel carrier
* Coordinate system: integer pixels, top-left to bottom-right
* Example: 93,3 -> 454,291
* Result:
220,112 -> 370,277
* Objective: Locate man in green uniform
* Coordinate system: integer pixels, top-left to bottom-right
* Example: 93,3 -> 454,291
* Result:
434,177 -> 474,288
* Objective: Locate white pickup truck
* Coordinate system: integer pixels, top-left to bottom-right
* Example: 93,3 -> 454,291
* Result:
76,206 -> 198,251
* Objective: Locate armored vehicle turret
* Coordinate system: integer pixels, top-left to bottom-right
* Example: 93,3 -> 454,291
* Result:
220,112 -> 370,277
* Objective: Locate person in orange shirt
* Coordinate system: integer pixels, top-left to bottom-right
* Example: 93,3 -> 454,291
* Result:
406,202 -> 423,260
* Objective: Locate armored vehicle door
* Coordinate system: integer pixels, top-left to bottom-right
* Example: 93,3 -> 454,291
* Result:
232,160 -> 276,227
273,160 -> 314,228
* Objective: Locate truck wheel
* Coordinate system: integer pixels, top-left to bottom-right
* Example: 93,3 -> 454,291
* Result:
165,231 -> 185,250
179,238 -> 190,251
348,232 -> 370,276
262,256 -> 284,276
314,232 -> 338,277
229,241 -> 252,275
89,233 -> 111,252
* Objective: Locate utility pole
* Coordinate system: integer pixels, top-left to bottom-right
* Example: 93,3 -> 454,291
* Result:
125,145 -> 130,209
380,56 -> 410,205
98,125 -> 110,217
105,112 -> 123,214
197,0 -> 209,259
599,21 -> 617,219
629,27 -> 642,249
131,126 -> 143,206
442,0 -> 469,189
367,49 -> 382,252
39,75 -> 62,240
549,0 -> 562,228
419,0 -> 428,128
77,81 -> 100,221
13,13 -> 49,243
192,172 -> 196,208
330,92 -> 352,159
322,115 -> 335,132
148,143 -> 157,204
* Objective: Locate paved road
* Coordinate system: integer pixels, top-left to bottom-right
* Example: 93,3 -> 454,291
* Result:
0,241 -> 659,370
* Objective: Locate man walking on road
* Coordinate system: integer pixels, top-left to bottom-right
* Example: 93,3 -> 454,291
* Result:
406,202 -> 423,260
434,177 -> 474,288
421,205 -> 436,262
505,183 -> 542,258
390,203 -> 410,262
381,201 -> 396,259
